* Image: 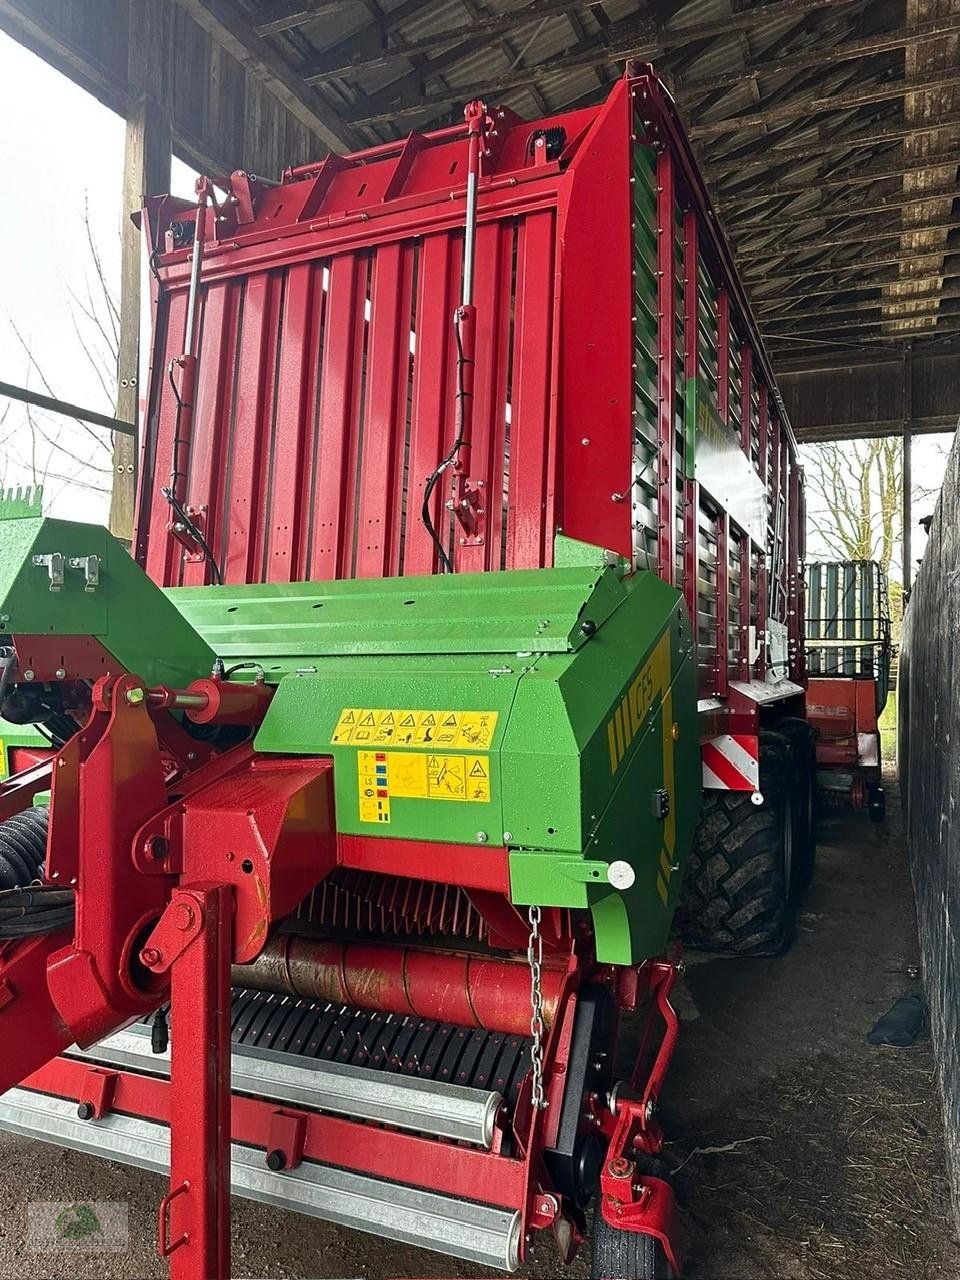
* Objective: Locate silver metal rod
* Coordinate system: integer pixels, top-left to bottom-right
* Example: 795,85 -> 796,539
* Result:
0,1089 -> 522,1271
183,200 -> 205,356
71,1023 -> 502,1148
462,168 -> 478,308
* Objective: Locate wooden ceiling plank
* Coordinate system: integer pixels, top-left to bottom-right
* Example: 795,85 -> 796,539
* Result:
704,110 -> 960,175
253,0 -> 351,38
736,215 -> 960,259
690,65 -> 960,141
719,153 -> 960,204
683,15 -> 960,100
338,0 -> 865,126
302,0 -> 592,81
728,183 -> 960,229
172,0 -> 361,150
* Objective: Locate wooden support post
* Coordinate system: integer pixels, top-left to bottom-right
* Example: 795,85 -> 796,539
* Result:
111,0 -> 172,542
903,343 -> 914,597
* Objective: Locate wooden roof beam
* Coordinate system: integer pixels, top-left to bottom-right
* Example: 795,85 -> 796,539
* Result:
300,0 -> 595,80
172,0 -> 361,151
704,110 -> 960,176
763,303 -> 957,334
758,285 -> 960,321
682,15 -> 960,100
718,153 -> 960,204
252,0 -> 353,37
791,414 -> 958,442
735,217 -> 960,259
690,66 -> 960,142
337,0 -> 863,126
742,248 -> 960,287
727,184 -> 960,229
753,265 -> 960,303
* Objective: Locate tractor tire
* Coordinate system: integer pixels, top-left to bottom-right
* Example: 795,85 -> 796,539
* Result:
777,717 -> 817,889
592,1217 -> 673,1279
677,732 -> 797,956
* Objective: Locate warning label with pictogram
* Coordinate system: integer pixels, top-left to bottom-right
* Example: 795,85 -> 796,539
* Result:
355,749 -> 491,818
334,708 -> 498,749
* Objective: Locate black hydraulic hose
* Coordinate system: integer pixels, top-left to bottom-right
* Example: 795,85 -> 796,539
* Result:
0,809 -> 75,939
421,323 -> 470,573
0,807 -> 49,890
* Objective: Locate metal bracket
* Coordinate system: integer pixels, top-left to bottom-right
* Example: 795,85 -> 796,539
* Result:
68,554 -> 100,591
31,552 -> 64,591
31,552 -> 100,592
139,891 -> 206,975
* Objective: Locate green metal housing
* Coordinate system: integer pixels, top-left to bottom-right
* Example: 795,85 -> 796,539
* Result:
171,557 -> 699,965
0,516 -> 699,966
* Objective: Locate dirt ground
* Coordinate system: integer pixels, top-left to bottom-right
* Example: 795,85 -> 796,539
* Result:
0,772 -> 956,1279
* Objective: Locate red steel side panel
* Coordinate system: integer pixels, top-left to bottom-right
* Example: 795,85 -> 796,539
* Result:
223,273 -> 282,585
133,68 -> 806,698
265,263 -> 318,584
656,148 -> 677,587
403,232 -> 459,576
459,221 -> 514,572
356,243 -> 413,579
182,281 -> 241,588
506,211 -> 556,570
311,253 -> 367,580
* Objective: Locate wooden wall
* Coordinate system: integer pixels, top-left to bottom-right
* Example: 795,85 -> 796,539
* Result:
0,0 -> 325,180
778,346 -> 960,441
899,428 -> 960,1231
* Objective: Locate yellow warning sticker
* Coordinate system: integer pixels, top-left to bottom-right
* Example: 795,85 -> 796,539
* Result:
334,708 -> 498,750
356,749 -> 491,819
0,740 -> 6,778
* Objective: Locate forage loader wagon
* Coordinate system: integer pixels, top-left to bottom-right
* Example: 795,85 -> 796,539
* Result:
0,67 -> 814,1279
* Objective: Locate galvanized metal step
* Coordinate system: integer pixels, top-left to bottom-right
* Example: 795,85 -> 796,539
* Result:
71,1021 -> 503,1148
0,1087 -> 522,1271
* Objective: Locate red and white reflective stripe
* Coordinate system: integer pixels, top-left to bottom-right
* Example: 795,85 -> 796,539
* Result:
701,734 -> 759,791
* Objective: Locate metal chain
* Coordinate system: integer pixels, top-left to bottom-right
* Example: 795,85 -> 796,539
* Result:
527,904 -> 547,1110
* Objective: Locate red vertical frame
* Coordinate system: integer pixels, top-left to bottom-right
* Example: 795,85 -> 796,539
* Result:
264,262 -> 316,583
310,253 -> 365,579
738,530 -> 751,682
507,211 -> 556,570
222,272 -> 281,585
756,382 -> 770,677
657,149 -> 677,587
355,243 -> 413,579
180,282 -> 237,586
402,232 -> 458,576
739,342 -> 752,457
681,209 -> 699,634
167,885 -> 232,1280
460,222 -> 514,572
788,453 -> 804,683
716,513 -> 729,695
717,289 -> 730,425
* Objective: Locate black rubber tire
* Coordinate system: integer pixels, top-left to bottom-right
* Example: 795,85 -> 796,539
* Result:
0,806 -> 49,889
777,717 -> 817,889
592,1217 -> 673,1280
677,732 -> 796,956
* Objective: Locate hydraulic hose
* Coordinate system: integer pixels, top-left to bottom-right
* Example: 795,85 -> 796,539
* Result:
0,807 -> 48,889
0,807 -> 74,939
